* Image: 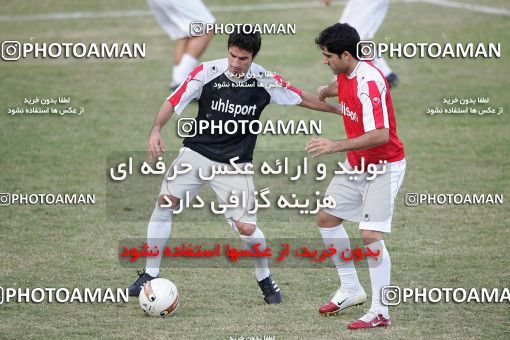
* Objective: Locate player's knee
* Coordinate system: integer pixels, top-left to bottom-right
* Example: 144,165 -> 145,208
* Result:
316,211 -> 343,228
235,221 -> 256,236
361,229 -> 383,245
151,202 -> 173,223
157,194 -> 180,210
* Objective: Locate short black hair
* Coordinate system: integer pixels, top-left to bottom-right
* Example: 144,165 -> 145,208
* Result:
315,23 -> 360,59
228,31 -> 262,57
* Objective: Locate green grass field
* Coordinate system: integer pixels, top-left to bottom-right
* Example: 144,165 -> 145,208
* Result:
1,0 -> 509,338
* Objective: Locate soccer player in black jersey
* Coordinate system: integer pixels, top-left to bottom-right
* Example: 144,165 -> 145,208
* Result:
128,31 -> 340,304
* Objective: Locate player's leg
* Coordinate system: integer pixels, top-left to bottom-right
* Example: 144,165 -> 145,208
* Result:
317,168 -> 367,315
170,0 -> 215,89
347,159 -> 406,329
127,148 -> 203,296
127,194 -> 179,296
230,219 -> 281,304
173,38 -> 188,66
340,0 -> 388,40
182,31 -> 213,67
148,0 -> 215,89
211,168 -> 281,304
233,220 -> 270,282
347,227 -> 392,330
170,38 -> 190,90
340,0 -> 397,82
346,229 -> 391,329
373,57 -> 396,83
144,194 -> 180,277
147,0 -> 187,88
170,32 -> 213,90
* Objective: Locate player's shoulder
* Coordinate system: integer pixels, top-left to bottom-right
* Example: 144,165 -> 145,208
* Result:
357,61 -> 386,84
248,62 -> 270,75
356,61 -> 387,91
246,62 -> 276,84
198,58 -> 229,82
249,62 -> 290,85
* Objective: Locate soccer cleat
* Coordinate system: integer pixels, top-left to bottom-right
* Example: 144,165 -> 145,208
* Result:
319,286 -> 367,316
128,269 -> 158,296
257,274 -> 282,304
347,310 -> 391,330
386,73 -> 399,88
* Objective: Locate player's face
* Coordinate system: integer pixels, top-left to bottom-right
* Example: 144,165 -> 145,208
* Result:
227,46 -> 254,78
320,47 -> 347,75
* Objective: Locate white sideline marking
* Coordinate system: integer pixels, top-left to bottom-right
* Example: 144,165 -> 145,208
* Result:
419,0 -> 510,16
0,0 -> 508,22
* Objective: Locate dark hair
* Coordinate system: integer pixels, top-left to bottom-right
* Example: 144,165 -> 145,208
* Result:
315,23 -> 360,59
228,31 -> 262,57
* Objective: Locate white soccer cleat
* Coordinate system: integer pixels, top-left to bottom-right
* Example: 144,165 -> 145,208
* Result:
319,286 -> 367,316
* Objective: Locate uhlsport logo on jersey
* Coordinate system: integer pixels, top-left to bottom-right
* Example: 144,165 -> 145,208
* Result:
338,101 -> 358,122
210,98 -> 257,118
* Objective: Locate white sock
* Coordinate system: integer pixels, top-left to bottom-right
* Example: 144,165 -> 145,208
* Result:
170,63 -> 182,87
318,224 -> 361,289
144,205 -> 173,277
372,56 -> 392,77
366,239 -> 391,318
172,53 -> 198,85
239,227 -> 270,281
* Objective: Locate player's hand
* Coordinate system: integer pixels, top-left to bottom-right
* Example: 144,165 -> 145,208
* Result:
147,130 -> 165,162
317,85 -> 329,101
305,137 -> 342,157
319,0 -> 332,6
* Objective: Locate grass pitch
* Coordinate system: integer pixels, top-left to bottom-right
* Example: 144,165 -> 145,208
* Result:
0,0 -> 509,338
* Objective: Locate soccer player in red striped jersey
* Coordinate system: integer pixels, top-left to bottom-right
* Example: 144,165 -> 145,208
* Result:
305,23 -> 406,329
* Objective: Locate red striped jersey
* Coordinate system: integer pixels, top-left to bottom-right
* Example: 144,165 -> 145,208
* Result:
336,61 -> 404,168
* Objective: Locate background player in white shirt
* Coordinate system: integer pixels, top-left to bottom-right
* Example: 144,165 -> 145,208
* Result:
128,31 -> 342,304
320,0 -> 399,87
147,0 -> 215,89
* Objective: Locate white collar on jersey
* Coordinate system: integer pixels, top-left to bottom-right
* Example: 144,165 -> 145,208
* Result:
347,60 -> 362,79
225,68 -> 251,83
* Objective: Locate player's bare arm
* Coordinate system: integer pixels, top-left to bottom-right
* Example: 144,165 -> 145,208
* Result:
299,90 -> 340,114
148,100 -> 174,161
317,80 -> 338,101
304,128 -> 389,157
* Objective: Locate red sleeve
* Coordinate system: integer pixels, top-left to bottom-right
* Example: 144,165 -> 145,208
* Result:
272,73 -> 302,96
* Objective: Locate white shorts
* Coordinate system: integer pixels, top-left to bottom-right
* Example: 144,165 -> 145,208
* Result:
159,147 -> 256,224
322,158 -> 406,233
147,0 -> 215,40
339,0 -> 389,40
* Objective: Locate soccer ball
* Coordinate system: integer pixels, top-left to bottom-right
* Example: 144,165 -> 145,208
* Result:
139,278 -> 179,317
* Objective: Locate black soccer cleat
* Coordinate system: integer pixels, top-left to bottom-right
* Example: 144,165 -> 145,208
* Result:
257,274 -> 282,304
386,73 -> 399,89
128,269 -> 157,296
